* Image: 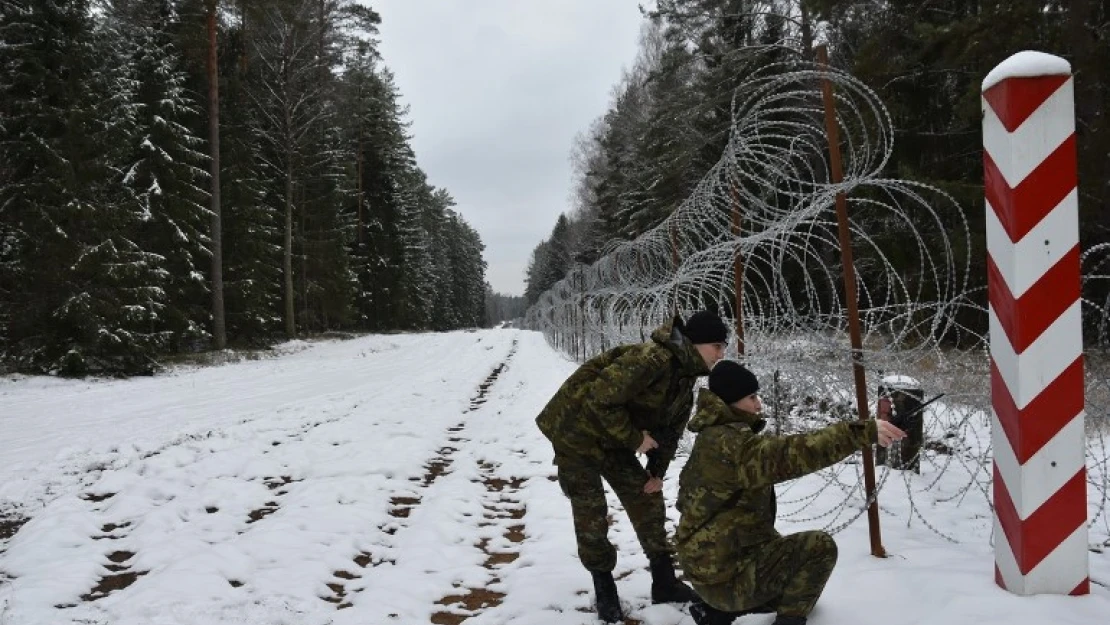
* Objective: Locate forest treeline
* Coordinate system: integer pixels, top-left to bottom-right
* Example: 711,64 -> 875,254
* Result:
523,0 -> 1109,343
0,1 -> 494,375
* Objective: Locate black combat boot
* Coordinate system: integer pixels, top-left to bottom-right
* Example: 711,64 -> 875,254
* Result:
590,570 -> 623,623
648,553 -> 698,603
689,600 -> 741,625
771,615 -> 807,625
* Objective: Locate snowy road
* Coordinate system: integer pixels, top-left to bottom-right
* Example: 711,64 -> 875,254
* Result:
1,330 -> 1108,625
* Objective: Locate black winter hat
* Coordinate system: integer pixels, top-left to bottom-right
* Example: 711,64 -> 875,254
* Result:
682,310 -> 728,345
709,360 -> 760,405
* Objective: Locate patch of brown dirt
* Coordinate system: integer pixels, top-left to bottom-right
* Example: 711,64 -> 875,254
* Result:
247,502 -> 279,523
107,551 -> 133,563
1,513 -> 29,541
431,586 -> 507,624
81,552 -> 146,601
389,496 -> 420,518
504,524 -> 525,543
321,581 -> 347,604
263,475 -> 298,491
484,476 -> 526,492
466,359 -> 511,412
485,551 -> 518,565
423,457 -> 453,486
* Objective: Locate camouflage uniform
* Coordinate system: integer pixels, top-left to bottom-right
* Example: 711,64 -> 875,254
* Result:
676,391 -> 877,617
536,317 -> 710,572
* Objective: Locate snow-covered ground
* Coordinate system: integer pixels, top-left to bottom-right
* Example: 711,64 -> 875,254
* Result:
0,329 -> 1107,625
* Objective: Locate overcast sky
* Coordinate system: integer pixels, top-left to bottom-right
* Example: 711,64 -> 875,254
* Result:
370,2 -> 649,296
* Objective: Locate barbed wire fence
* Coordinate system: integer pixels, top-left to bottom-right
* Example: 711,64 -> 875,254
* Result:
524,54 -> 1110,550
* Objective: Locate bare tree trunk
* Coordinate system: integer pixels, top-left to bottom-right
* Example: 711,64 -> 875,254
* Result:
300,184 -> 309,330
284,155 -> 295,338
239,0 -> 249,72
1067,0 -> 1094,133
356,117 -> 364,249
799,0 -> 814,59
283,30 -> 296,339
207,0 -> 227,349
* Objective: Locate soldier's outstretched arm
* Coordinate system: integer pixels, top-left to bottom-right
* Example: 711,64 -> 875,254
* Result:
726,420 -> 878,489
580,348 -> 671,451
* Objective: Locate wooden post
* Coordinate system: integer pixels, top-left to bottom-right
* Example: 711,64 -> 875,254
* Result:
816,44 -> 886,558
670,220 -> 681,316
731,184 -> 745,356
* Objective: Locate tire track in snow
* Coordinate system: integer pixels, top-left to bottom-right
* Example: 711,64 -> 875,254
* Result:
381,340 -> 518,528
430,462 -> 528,624
0,332 -> 523,622
0,512 -> 29,587
333,339 -> 520,615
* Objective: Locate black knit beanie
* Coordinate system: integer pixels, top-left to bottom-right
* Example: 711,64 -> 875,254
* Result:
682,310 -> 728,345
709,360 -> 760,405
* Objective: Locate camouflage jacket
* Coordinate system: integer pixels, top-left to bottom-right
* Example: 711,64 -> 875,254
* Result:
675,390 -> 876,586
535,317 -> 709,476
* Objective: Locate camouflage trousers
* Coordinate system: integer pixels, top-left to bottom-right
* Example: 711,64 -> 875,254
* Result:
556,450 -> 670,572
692,530 -> 837,617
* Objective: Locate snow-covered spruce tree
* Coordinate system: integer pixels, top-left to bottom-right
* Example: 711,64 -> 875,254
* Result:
106,0 -> 213,353
523,215 -> 573,307
246,0 -> 332,338
342,62 -> 414,331
523,241 -> 552,307
394,167 -> 437,330
297,116 -> 356,332
423,189 -> 455,331
214,8 -> 284,345
415,196 -> 486,331
0,0 -> 168,376
447,213 -> 488,328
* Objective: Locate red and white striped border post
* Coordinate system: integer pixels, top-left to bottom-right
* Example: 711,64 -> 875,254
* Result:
983,50 -> 1089,596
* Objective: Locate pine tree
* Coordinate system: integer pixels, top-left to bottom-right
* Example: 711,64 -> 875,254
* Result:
395,168 -> 436,329
218,5 -> 284,344
107,0 -> 214,352
246,0 -> 335,337
343,64 -> 415,331
438,206 -> 488,329
425,190 -> 456,330
453,215 -> 489,327
0,0 -> 168,375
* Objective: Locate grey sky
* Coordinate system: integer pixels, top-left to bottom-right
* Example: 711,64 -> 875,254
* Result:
370,1 -> 648,296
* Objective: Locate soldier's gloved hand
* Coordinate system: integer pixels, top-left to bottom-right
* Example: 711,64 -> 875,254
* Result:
636,431 -> 658,454
643,476 -> 663,494
877,420 -> 907,447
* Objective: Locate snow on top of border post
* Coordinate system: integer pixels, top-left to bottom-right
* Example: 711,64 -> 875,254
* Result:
881,374 -> 920,390
982,51 -> 1071,91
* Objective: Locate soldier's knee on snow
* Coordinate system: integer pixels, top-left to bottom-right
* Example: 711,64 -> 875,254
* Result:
810,531 -> 837,561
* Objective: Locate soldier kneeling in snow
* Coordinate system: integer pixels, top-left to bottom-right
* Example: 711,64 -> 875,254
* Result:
676,361 -> 905,625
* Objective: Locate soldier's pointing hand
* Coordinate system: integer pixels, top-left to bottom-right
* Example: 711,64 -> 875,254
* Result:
876,420 -> 907,447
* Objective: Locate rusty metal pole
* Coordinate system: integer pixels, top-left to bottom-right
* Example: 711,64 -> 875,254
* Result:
670,220 -> 681,317
579,271 -> 587,359
731,184 -> 746,357
816,44 -> 886,558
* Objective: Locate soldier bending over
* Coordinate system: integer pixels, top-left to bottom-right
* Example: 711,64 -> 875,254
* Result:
536,311 -> 728,622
